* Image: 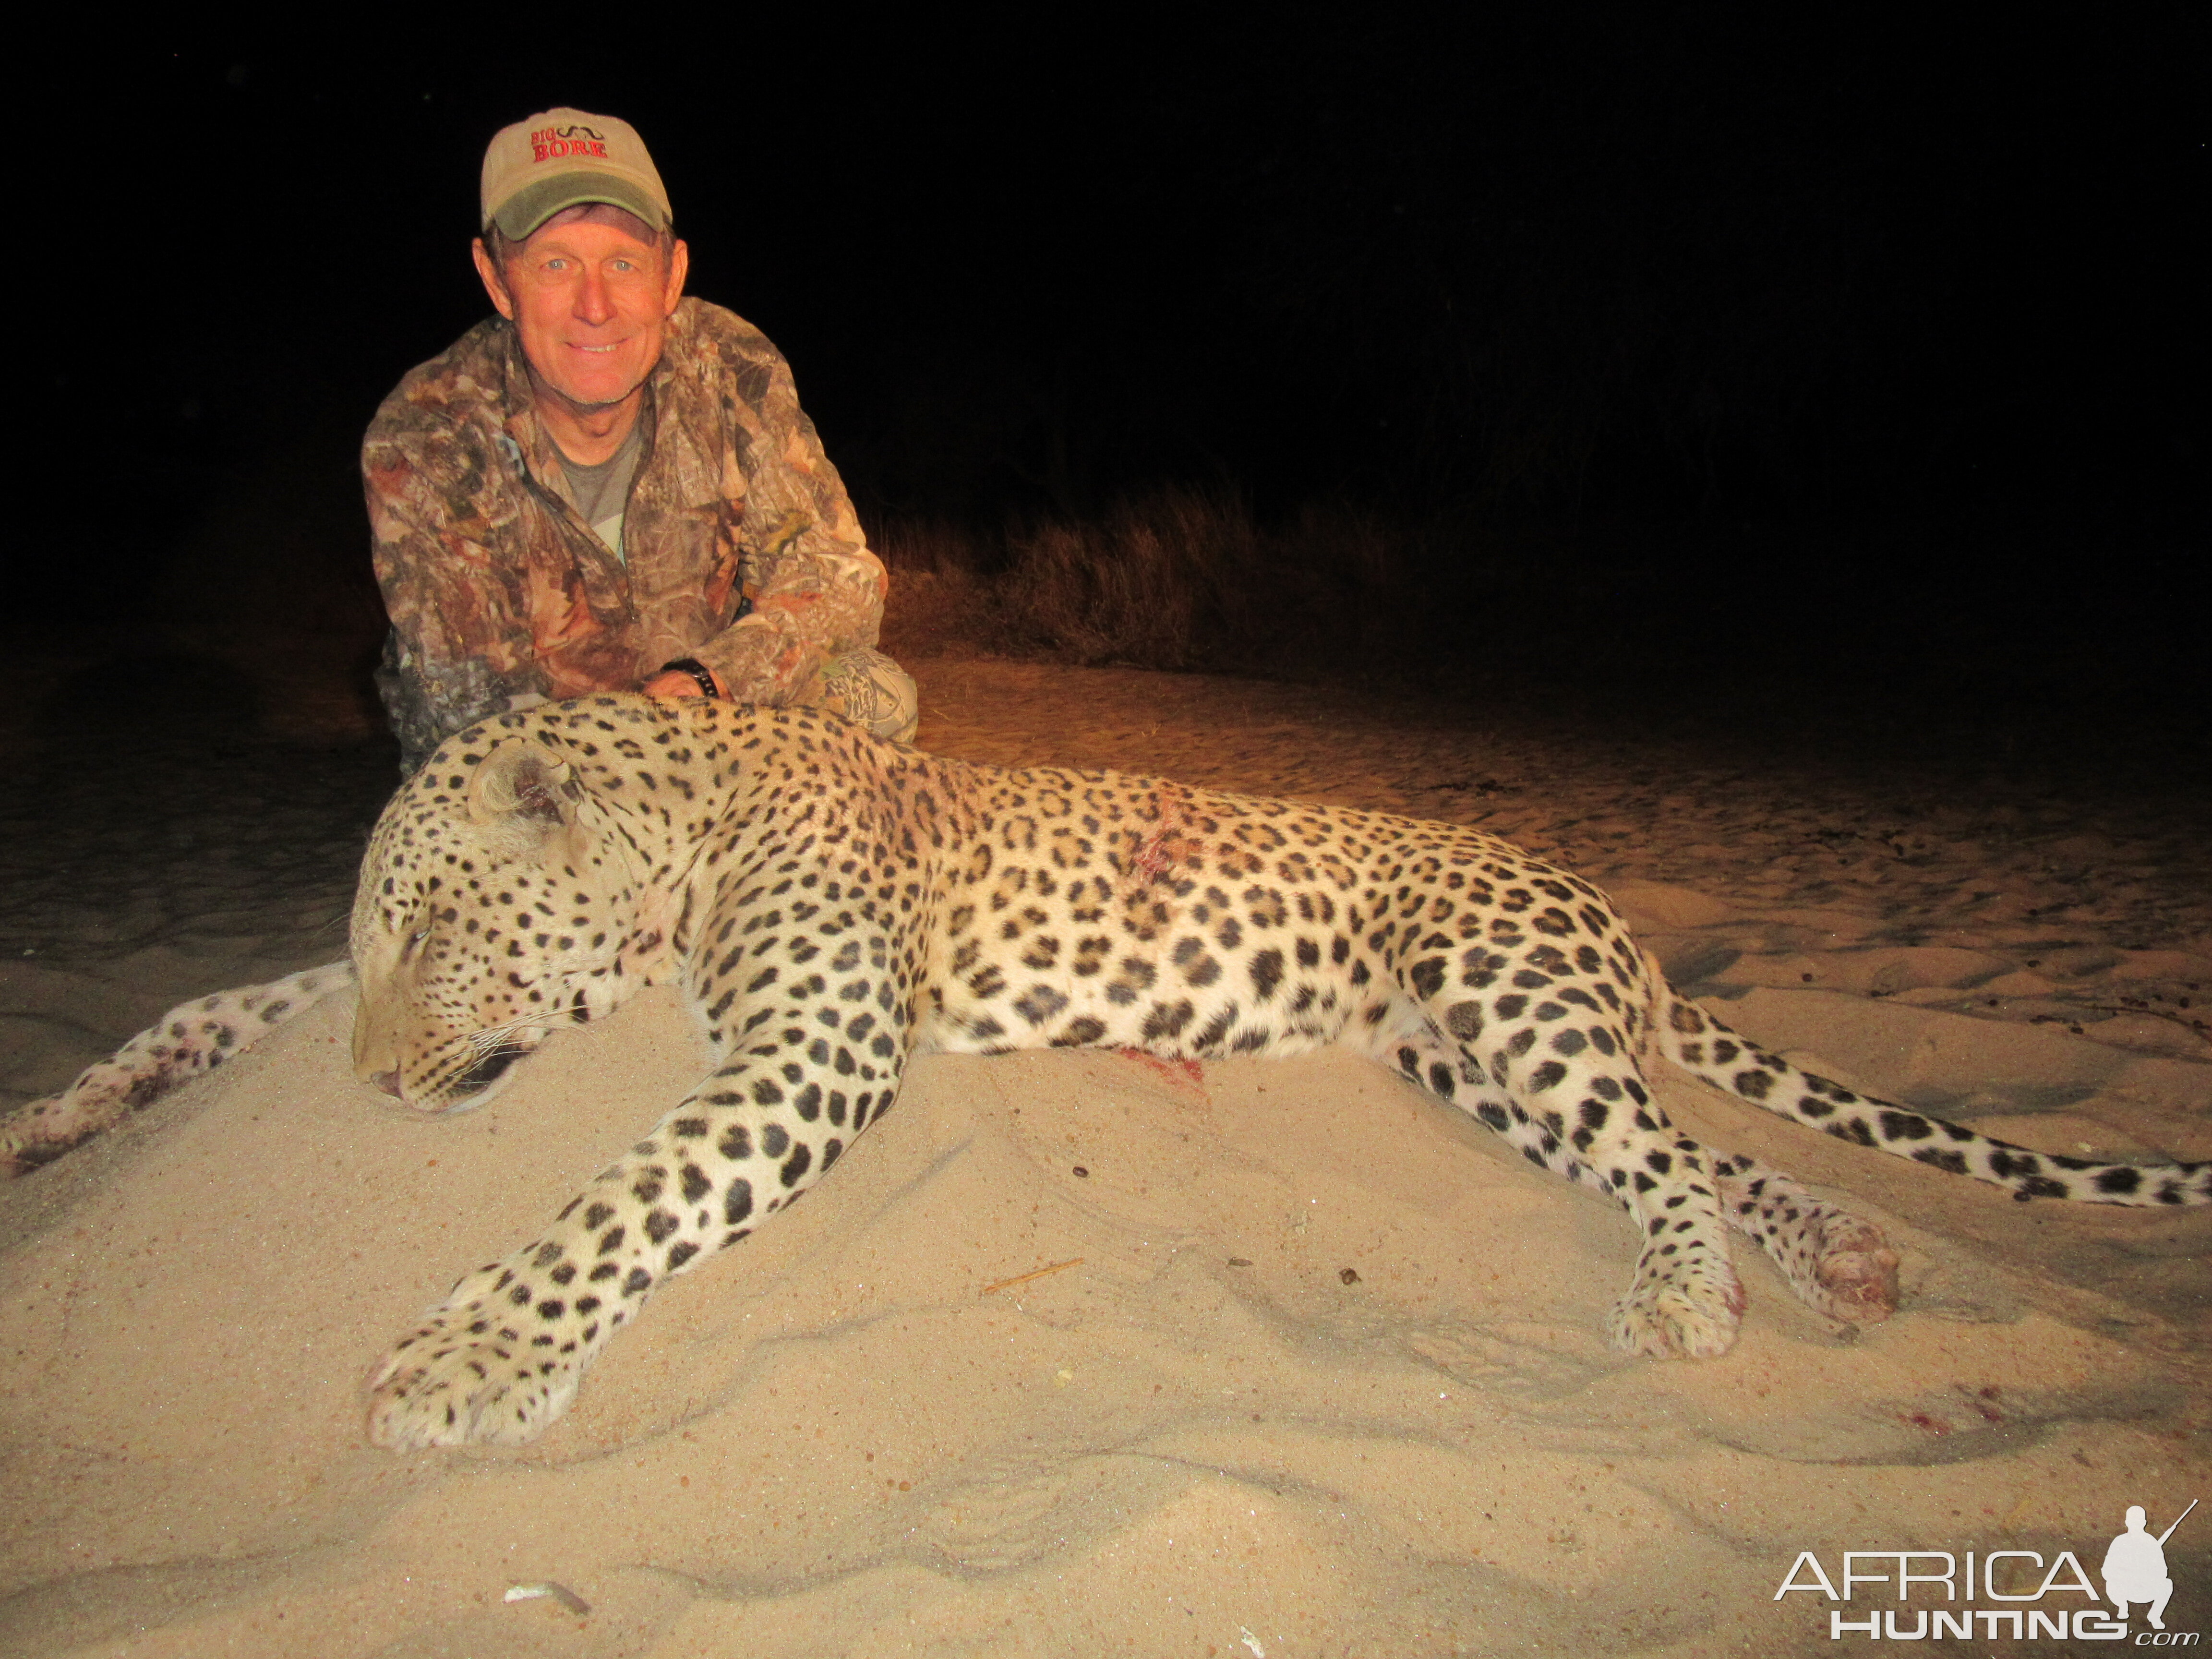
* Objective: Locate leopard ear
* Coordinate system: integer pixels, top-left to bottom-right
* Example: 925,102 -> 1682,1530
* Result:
467,739 -> 576,827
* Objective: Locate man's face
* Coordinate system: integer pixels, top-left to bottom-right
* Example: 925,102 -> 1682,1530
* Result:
472,207 -> 689,411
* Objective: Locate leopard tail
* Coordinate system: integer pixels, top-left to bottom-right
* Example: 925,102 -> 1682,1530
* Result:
1656,980 -> 2212,1208
1,962 -> 355,1176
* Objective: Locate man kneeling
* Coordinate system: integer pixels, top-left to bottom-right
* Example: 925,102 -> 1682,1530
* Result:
365,106 -> 915,775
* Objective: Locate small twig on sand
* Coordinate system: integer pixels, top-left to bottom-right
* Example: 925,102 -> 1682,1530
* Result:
505,1582 -> 591,1616
982,1258 -> 1084,1295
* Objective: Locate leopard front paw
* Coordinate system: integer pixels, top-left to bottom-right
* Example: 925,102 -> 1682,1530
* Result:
1606,1258 -> 1745,1359
364,1276 -> 588,1449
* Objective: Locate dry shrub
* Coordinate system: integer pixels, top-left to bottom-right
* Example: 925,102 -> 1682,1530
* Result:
1252,500 -> 1410,670
877,565 -> 1007,660
1000,485 -> 1266,669
869,517 -> 989,577
872,519 -> 1007,659
868,490 -> 1476,680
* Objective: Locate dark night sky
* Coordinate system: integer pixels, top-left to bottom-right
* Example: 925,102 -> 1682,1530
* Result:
18,16 -> 2205,651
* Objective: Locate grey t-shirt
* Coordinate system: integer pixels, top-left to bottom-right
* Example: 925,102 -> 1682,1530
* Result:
556,413 -> 646,562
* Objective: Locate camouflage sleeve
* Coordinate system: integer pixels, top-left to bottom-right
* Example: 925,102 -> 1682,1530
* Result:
688,340 -> 888,706
362,414 -> 545,751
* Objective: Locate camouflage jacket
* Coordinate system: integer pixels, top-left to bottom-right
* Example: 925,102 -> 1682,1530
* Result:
364,298 -> 886,765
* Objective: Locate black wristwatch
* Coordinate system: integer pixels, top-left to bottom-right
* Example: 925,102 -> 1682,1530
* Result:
660,658 -> 721,698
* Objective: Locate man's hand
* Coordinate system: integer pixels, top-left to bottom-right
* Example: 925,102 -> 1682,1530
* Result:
644,657 -> 722,699
642,668 -> 712,698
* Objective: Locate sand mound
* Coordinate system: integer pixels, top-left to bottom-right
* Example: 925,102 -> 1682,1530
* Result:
4,966 -> 2206,1655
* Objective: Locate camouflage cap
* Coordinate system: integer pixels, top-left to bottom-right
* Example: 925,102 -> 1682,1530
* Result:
480,108 -> 672,239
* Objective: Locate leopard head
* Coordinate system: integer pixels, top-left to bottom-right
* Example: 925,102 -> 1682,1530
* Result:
350,727 -> 651,1111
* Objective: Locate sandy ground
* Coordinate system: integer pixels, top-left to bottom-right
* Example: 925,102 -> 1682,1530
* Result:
2,649 -> 2208,1656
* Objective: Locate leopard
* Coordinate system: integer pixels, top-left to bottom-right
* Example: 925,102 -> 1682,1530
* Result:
12,694 -> 2207,1450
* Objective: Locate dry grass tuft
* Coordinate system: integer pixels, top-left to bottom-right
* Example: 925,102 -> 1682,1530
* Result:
999,486 -> 1262,669
873,488 -> 1466,680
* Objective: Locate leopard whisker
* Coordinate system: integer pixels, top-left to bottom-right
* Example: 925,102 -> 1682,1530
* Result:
465,1017 -> 562,1053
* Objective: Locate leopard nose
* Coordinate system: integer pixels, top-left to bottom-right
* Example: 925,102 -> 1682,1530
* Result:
371,1071 -> 402,1097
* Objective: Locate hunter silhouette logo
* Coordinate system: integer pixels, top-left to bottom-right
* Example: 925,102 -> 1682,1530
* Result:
1775,1498 -> 2200,1642
2106,1500 -> 2194,1632
529,124 -> 608,164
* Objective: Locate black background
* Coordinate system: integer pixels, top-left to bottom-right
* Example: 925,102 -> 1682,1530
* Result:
16,14 -> 2204,695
